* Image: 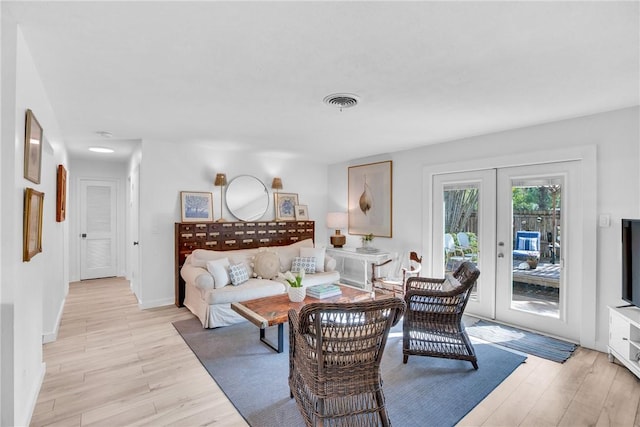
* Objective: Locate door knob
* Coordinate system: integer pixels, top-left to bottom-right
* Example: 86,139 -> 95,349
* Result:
133,241 -> 139,246
498,253 -> 504,258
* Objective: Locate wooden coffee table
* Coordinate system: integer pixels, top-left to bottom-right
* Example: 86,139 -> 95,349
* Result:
230,284 -> 374,353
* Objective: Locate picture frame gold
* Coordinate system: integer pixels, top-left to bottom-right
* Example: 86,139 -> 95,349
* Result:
180,191 -> 214,222
294,204 -> 309,220
24,187 -> 44,262
348,160 -> 393,237
24,109 -> 43,184
56,165 -> 67,222
274,192 -> 298,220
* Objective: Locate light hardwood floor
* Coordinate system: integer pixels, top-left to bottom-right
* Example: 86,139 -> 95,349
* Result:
32,277 -> 640,426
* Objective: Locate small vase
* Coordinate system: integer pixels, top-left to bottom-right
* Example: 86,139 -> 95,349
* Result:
288,286 -> 306,302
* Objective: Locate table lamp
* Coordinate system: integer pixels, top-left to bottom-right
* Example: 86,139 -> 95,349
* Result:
326,212 -> 348,248
214,173 -> 227,222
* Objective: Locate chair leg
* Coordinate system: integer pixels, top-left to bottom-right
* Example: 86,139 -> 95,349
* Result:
403,354 -> 408,364
471,360 -> 478,370
375,389 -> 390,427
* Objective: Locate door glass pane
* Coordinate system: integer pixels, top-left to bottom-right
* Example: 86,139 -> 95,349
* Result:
511,179 -> 561,318
443,183 -> 479,295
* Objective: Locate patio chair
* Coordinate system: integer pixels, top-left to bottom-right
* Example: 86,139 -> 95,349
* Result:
513,231 -> 541,262
456,232 -> 478,260
288,298 -> 406,427
402,261 -> 480,369
445,233 -> 465,270
371,251 -> 423,297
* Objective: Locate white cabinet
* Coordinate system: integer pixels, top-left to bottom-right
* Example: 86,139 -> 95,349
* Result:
608,306 -> 640,378
326,248 -> 390,291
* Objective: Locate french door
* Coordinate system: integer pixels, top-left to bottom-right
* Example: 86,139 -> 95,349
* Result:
432,161 -> 581,341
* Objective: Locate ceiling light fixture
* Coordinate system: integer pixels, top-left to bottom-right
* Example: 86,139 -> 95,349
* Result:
323,93 -> 360,112
89,147 -> 114,153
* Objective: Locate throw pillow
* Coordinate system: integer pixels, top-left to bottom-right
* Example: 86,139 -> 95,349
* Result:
252,251 -> 281,279
300,246 -> 326,273
442,273 -> 461,292
206,257 -> 231,289
229,263 -> 250,286
518,237 -> 538,252
292,256 -> 316,274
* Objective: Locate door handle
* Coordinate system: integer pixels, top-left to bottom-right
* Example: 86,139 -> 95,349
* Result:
498,253 -> 504,258
81,233 -> 87,238
133,241 -> 139,246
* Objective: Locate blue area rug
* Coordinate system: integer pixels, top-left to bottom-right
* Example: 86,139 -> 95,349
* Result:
174,317 -> 526,427
465,319 -> 577,363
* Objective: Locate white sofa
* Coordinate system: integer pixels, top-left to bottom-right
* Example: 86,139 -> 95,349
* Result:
180,238 -> 340,327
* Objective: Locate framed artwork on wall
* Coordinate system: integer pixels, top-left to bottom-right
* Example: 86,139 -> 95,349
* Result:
274,192 -> 298,220
24,109 -> 43,184
294,204 -> 309,220
348,160 -> 392,237
56,165 -> 67,222
180,191 -> 214,222
24,187 -> 44,262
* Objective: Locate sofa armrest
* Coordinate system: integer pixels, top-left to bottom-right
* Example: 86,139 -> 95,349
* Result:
325,255 -> 337,272
181,264 -> 214,291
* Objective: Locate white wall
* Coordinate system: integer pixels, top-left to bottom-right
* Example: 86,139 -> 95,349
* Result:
137,140 -> 329,308
328,106 -> 640,352
1,20 -> 69,427
67,159 -> 128,283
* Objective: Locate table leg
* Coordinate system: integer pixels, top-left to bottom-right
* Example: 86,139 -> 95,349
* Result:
259,323 -> 284,353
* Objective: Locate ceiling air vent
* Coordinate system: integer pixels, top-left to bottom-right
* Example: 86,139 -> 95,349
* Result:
323,93 -> 360,111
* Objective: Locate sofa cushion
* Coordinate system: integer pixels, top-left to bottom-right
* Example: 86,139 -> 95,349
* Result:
229,263 -> 250,286
252,251 -> 281,279
300,246 -> 326,272
292,256 -> 316,274
206,258 -> 230,289
205,279 -> 286,305
272,238 -> 314,271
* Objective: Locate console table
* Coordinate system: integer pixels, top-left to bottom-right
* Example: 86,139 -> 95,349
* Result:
326,247 -> 390,291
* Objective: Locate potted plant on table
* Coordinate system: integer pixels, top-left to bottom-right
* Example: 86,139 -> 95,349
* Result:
526,255 -> 539,270
280,270 -> 306,302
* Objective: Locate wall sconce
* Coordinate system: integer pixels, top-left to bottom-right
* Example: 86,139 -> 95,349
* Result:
214,173 -> 227,222
326,212 -> 348,248
271,177 -> 283,194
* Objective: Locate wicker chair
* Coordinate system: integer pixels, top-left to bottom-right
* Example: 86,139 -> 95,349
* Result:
288,298 -> 406,427
371,251 -> 423,298
402,261 -> 480,369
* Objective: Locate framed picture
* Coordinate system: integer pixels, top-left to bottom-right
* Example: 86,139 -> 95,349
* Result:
348,160 -> 392,237
180,191 -> 214,222
274,192 -> 299,220
56,165 -> 67,222
24,109 -> 43,184
294,204 -> 309,220
24,187 -> 44,262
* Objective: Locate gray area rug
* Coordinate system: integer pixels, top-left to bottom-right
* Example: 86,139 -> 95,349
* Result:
465,318 -> 577,363
174,317 -> 526,427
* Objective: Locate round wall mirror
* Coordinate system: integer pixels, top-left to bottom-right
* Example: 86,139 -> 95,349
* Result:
226,175 -> 269,221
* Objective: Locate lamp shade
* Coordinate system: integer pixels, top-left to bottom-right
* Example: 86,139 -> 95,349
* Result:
214,173 -> 227,187
326,212 -> 348,229
271,177 -> 283,190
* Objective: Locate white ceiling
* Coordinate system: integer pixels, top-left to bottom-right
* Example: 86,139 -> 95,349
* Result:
6,1 -> 639,163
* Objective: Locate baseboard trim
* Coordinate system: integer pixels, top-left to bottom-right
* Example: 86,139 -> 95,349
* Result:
20,362 -> 45,427
42,296 -> 66,344
138,298 -> 174,310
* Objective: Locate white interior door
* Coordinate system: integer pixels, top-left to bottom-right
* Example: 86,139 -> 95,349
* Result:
432,170 -> 496,319
80,179 -> 117,280
128,167 -> 141,298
